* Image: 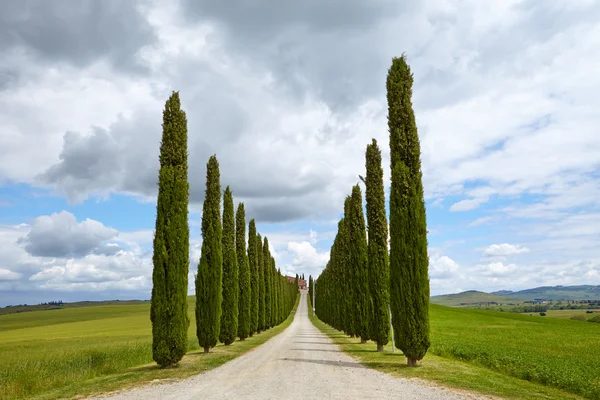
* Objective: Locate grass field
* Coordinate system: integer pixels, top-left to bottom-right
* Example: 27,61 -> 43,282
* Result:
311,300 -> 600,400
0,295 -> 299,400
528,309 -> 600,320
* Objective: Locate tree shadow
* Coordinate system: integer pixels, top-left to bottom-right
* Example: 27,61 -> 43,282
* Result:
291,348 -> 342,353
292,341 -> 332,345
280,357 -> 365,369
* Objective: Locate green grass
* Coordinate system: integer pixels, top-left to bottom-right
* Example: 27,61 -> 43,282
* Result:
529,309 -> 600,320
0,300 -> 149,316
311,300 -> 599,400
0,295 -> 299,400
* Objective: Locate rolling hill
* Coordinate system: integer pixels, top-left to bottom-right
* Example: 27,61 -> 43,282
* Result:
430,290 -> 520,307
432,285 -> 600,307
490,285 -> 600,301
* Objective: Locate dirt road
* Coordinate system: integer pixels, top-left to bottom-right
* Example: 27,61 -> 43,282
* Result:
91,291 -> 484,400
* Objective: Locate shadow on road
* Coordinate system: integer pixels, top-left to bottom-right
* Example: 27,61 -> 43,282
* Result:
291,348 -> 342,353
280,357 -> 366,369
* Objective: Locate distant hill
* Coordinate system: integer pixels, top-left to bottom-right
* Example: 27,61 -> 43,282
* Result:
490,285 -> 600,301
0,299 -> 149,316
430,290 -> 520,307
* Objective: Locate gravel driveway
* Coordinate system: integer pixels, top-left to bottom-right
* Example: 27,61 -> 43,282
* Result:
89,291 -> 486,400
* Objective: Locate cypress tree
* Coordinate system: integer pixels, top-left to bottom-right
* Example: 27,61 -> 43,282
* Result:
308,275 -> 313,311
248,219 -> 258,335
195,155 -> 223,353
263,237 -> 271,329
273,265 -> 280,325
278,269 -> 285,323
365,139 -> 390,352
348,185 -> 370,343
257,233 -> 265,332
219,187 -> 237,345
388,55 -> 430,366
341,196 -> 354,337
237,203 -> 251,340
150,91 -> 189,367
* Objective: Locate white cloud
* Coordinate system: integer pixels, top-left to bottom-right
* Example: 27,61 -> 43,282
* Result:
18,211 -> 118,258
429,254 -> 459,279
469,216 -> 498,227
285,241 -> 330,277
480,262 -> 517,277
450,198 -> 487,212
0,268 -> 21,281
483,243 -> 530,257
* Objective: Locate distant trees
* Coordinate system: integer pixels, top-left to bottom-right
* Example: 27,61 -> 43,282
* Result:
257,233 -> 265,332
348,185 -> 370,343
219,187 -> 238,346
237,203 -> 251,341
263,237 -> 272,329
149,93 -> 297,364
315,55 -> 431,366
151,91 -> 190,367
248,219 -> 259,336
196,155 -> 223,353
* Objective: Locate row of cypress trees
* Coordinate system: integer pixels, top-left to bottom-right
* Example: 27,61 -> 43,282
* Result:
315,55 -> 430,366
150,91 -> 298,367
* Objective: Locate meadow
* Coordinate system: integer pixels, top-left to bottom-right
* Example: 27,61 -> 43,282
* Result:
311,301 -> 600,400
0,296 -> 299,400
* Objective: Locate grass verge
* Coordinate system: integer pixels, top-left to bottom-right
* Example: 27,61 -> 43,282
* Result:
308,301 -> 584,400
2,295 -> 299,400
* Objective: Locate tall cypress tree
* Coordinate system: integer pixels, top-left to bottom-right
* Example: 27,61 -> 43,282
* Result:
195,155 -> 223,353
248,219 -> 258,335
365,139 -> 390,352
273,265 -> 279,325
349,185 -> 370,343
150,91 -> 189,367
263,237 -> 272,329
219,187 -> 237,346
237,203 -> 251,340
388,55 -> 430,366
342,196 -> 354,337
257,233 -> 265,332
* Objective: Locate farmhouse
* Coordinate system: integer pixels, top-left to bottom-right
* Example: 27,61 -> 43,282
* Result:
285,275 -> 307,290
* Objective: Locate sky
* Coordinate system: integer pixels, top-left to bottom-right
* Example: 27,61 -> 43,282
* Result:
1,0 -> 599,307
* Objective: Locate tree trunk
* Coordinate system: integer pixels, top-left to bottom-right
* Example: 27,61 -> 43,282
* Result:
240,337 -> 245,341
204,346 -> 210,354
407,357 -> 417,367
360,338 -> 367,344
377,343 -> 384,352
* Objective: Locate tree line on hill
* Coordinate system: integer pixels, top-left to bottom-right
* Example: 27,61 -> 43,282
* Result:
150,92 -> 298,367
314,55 -> 430,367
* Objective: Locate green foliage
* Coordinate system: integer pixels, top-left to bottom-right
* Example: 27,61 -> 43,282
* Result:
195,155 -> 223,352
236,203 -> 251,340
247,219 -> 258,335
257,233 -> 265,332
365,138 -> 389,349
390,162 -> 430,363
263,237 -> 272,329
150,91 -> 190,367
219,187 -> 238,345
387,56 -> 430,365
348,185 -> 370,341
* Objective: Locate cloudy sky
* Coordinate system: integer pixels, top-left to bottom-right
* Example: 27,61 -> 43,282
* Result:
1,0 -> 599,307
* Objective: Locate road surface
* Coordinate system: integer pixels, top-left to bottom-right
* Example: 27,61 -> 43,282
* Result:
91,291 -> 485,400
